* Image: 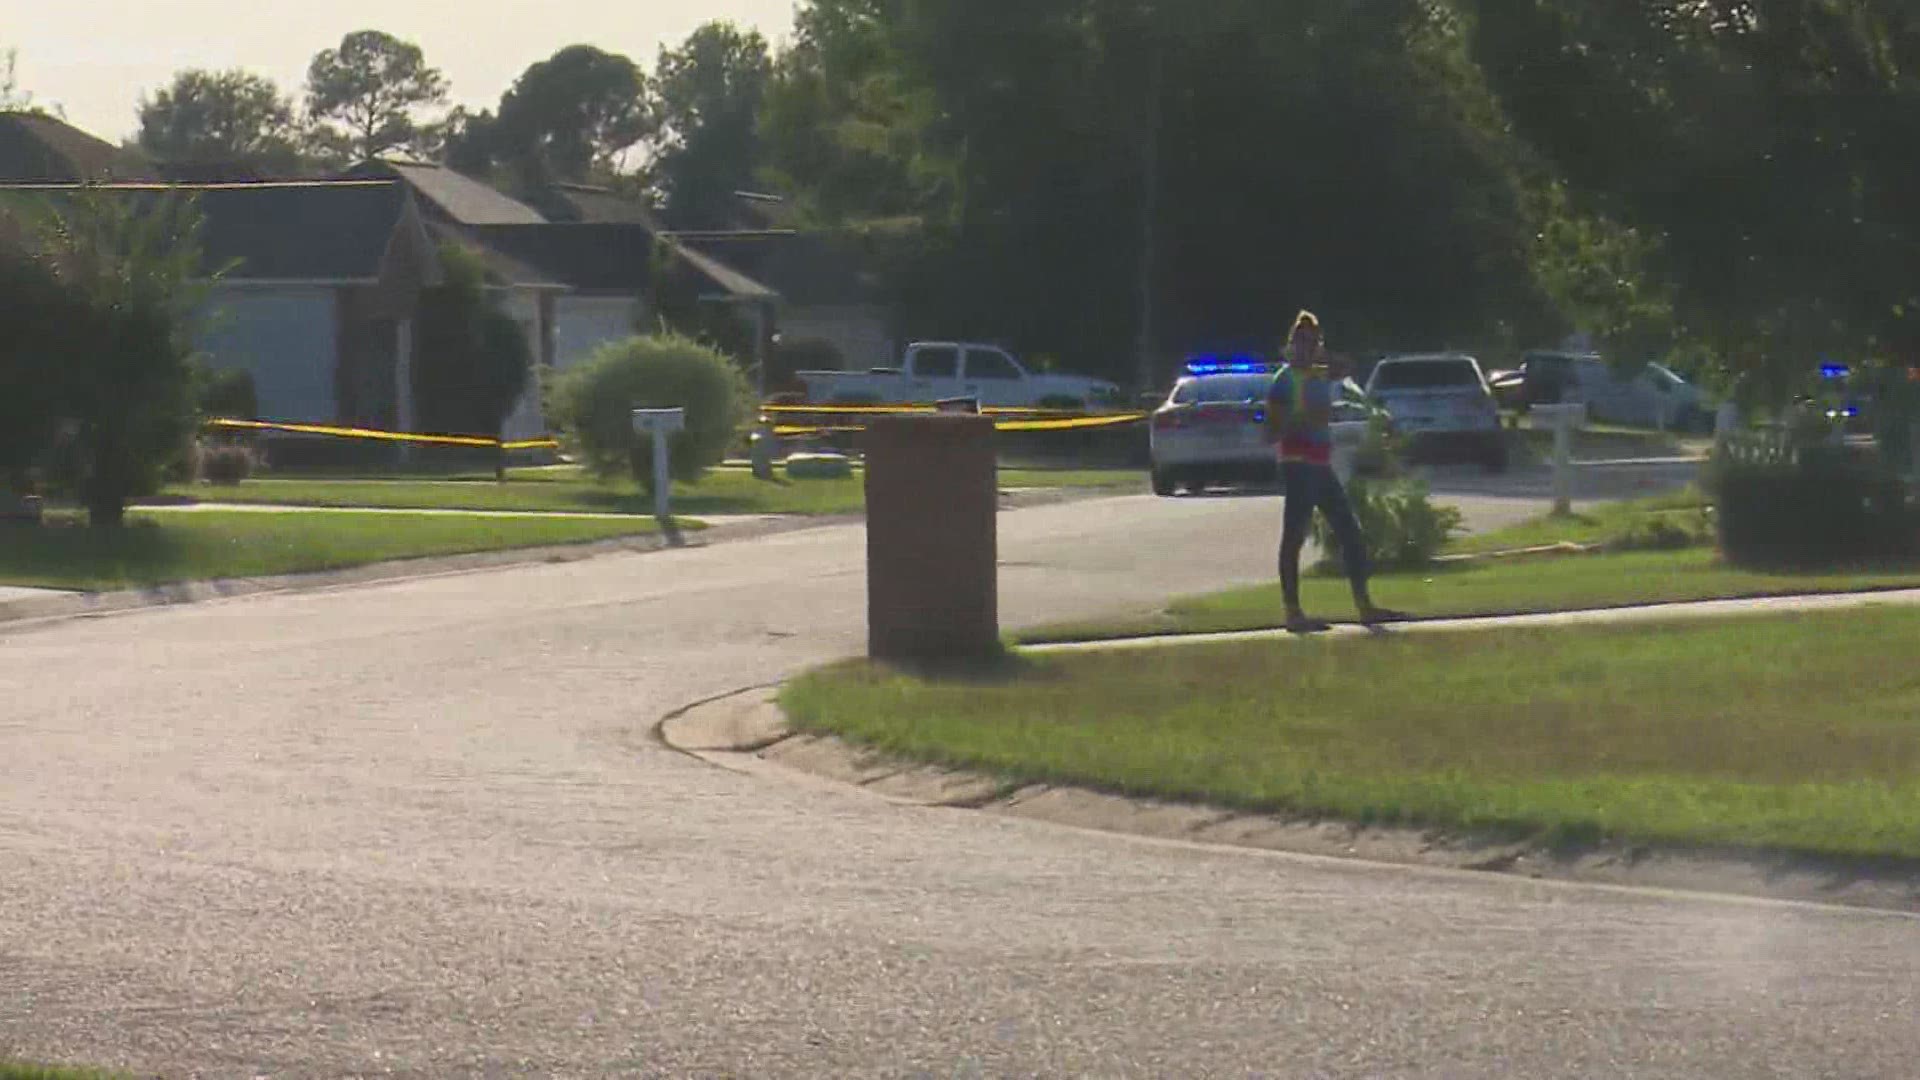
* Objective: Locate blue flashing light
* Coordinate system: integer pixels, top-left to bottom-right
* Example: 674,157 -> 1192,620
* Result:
1820,362 -> 1852,381
1185,354 -> 1274,377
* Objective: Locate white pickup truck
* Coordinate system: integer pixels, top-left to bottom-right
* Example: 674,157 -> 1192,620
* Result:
795,342 -> 1124,409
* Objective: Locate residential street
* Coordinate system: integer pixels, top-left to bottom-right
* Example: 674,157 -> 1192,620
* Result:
3,486 -> 1916,1079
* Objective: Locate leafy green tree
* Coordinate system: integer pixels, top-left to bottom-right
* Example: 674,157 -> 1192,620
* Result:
1464,0 -> 1920,401
487,45 -> 651,183
0,205 -> 71,494
412,244 -> 533,437
305,30 -> 450,161
137,69 -> 301,172
28,191 -> 216,525
648,22 -> 774,228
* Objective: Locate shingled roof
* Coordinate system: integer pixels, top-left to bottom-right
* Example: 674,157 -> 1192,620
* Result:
0,112 -> 150,182
342,159 -> 547,226
0,180 -> 432,282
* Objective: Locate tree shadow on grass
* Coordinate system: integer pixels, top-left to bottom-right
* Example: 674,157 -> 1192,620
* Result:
0,517 -> 189,591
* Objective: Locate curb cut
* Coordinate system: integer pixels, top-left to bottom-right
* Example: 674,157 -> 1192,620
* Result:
663,688 -> 1920,915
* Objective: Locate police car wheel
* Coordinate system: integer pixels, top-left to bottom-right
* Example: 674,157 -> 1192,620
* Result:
1150,468 -> 1177,497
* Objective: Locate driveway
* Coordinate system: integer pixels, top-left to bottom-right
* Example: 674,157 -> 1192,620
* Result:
3,488 -> 1915,1078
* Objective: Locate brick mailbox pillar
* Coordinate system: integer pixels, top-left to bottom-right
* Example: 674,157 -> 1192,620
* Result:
863,414 -> 999,663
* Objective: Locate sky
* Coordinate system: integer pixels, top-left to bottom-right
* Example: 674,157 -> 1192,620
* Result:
1,0 -> 799,142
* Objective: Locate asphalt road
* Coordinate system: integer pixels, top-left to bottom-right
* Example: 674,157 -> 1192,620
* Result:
3,485 -> 1916,1079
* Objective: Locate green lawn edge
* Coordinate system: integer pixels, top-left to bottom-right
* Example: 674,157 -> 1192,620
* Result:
0,509 -> 669,592
788,609 -> 1920,864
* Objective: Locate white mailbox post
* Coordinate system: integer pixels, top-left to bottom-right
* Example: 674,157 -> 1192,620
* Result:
631,408 -> 688,521
1530,402 -> 1588,515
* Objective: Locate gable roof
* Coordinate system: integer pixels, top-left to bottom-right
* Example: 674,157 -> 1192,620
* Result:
467,223 -> 653,293
342,159 -> 547,226
678,231 -> 883,308
530,181 -> 663,229
0,180 -> 430,283
0,112 -> 150,182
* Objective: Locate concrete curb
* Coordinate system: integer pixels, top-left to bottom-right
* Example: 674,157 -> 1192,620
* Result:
662,687 -> 1920,915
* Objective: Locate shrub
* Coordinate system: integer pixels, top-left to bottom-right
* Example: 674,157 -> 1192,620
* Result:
1709,436 -> 1916,567
1610,512 -> 1709,552
194,365 -> 258,420
546,332 -> 752,490
197,442 -> 256,485
1313,475 -> 1462,572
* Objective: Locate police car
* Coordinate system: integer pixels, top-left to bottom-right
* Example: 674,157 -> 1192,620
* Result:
1149,358 -> 1371,497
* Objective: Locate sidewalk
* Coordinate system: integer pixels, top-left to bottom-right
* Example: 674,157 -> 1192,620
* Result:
1029,586 -> 1920,654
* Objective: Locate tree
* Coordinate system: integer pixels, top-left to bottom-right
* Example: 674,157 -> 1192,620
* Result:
305,30 -> 450,162
488,45 -> 651,183
137,69 -> 301,172
0,48 -> 58,116
648,22 -> 774,228
26,191 -> 216,526
1463,0 -> 1920,403
412,244 -> 533,438
0,204 -> 71,494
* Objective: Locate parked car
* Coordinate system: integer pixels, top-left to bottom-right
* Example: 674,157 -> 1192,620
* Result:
1364,353 -> 1508,472
1149,358 -> 1371,496
795,342 -> 1124,410
1507,352 -> 1714,432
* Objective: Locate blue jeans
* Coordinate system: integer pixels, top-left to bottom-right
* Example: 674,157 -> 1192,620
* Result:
1280,461 -> 1370,610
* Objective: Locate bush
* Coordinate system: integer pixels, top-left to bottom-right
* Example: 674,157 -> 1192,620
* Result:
546,332 -> 752,490
1313,475 -> 1462,572
1709,439 -> 1915,567
194,365 -> 258,420
197,442 -> 256,485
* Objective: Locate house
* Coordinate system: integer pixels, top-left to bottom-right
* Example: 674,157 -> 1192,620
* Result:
537,182 -> 895,376
340,160 -> 777,436
2,116 -> 889,441
0,180 -> 452,430
0,111 -> 149,182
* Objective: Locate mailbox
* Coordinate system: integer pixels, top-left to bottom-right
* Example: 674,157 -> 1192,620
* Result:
631,408 -> 688,520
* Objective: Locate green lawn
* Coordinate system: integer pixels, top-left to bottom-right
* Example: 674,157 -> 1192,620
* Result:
157,465 -> 1142,517
1023,547 -> 1920,643
1448,487 -> 1710,555
788,608 -> 1920,860
1503,418 -> 1705,463
0,510 -> 666,592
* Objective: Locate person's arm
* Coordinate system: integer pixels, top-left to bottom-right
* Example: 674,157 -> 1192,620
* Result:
1265,375 -> 1293,445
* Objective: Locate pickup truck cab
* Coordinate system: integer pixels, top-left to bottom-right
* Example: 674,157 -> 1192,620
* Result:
796,342 -> 1124,410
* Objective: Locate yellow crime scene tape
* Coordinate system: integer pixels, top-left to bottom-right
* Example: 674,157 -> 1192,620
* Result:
206,419 -> 561,451
760,402 -> 1149,436
206,403 -> 1148,450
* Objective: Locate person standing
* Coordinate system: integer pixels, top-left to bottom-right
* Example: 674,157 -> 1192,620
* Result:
1265,311 -> 1405,631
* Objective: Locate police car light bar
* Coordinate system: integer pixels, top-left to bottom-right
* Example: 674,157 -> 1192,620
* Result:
1821,362 -> 1851,381
1185,355 -> 1273,376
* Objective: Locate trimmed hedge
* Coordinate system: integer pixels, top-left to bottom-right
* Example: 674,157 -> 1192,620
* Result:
1710,442 -> 1916,567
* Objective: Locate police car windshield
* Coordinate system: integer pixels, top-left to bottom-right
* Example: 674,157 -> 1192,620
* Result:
1173,375 -> 1272,405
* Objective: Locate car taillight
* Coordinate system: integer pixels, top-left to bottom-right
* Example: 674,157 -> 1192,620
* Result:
1153,411 -> 1182,431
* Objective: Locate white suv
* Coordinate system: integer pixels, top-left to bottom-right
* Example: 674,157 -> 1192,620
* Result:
1364,354 -> 1508,472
